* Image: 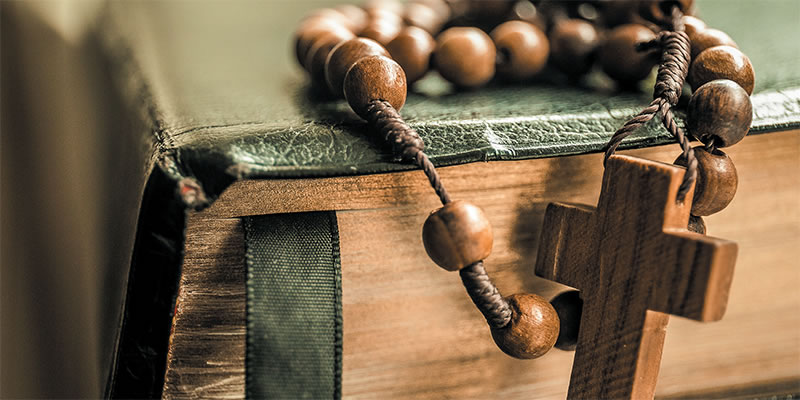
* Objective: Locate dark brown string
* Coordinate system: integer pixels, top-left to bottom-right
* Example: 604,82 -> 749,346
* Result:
364,99 -> 452,205
603,6 -> 697,201
459,261 -> 512,328
364,99 -> 512,328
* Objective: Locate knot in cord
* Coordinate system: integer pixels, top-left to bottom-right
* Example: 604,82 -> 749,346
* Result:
652,30 -> 691,105
364,100 -> 425,162
604,5 -> 697,202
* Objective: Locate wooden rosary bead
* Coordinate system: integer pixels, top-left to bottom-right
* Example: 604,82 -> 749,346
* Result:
549,289 -> 582,351
675,146 -> 738,216
325,38 -> 389,96
304,8 -> 358,33
409,0 -> 451,21
490,20 -> 549,81
688,45 -> 755,95
434,27 -> 496,88
599,23 -> 658,83
688,27 -> 737,60
361,11 -> 404,46
404,2 -> 448,34
466,0 -> 514,21
688,215 -> 706,234
343,55 -> 407,119
364,0 -> 405,16
686,79 -> 753,148
639,0 -> 693,24
682,15 -> 706,38
386,26 -> 436,84
490,293 -> 559,359
549,19 -> 599,76
334,4 -> 369,34
422,200 -> 493,271
295,17 -> 352,69
305,31 -> 355,88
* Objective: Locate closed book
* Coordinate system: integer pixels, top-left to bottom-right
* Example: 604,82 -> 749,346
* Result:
97,0 -> 800,398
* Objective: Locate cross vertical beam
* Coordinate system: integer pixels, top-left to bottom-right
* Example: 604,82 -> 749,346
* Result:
535,155 -> 737,399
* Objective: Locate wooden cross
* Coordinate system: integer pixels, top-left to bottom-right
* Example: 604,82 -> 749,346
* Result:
535,155 -> 738,399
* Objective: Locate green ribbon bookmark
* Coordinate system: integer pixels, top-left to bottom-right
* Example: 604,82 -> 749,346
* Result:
244,212 -> 342,399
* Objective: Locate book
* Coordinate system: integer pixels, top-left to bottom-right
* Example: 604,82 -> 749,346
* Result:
94,0 -> 800,398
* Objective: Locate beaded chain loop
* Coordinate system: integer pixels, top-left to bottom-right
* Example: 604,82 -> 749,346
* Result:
294,0 -> 754,358
604,6 -> 697,201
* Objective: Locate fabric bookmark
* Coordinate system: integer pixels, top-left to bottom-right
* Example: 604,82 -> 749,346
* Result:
244,212 -> 342,399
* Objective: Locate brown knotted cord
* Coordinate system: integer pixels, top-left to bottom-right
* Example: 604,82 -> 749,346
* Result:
603,6 -> 697,201
365,99 -> 513,329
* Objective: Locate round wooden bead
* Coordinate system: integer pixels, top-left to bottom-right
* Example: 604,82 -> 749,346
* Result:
490,293 -> 559,359
675,146 -> 738,216
364,0 -> 405,16
490,20 -> 549,81
687,215 -> 706,234
434,27 -> 496,88
466,0 -> 514,21
549,19 -> 599,76
549,290 -> 582,351
682,15 -> 706,38
343,55 -> 407,119
325,38 -> 389,96
599,23 -> 658,83
686,79 -> 753,148
295,17 -> 352,69
305,31 -> 355,88
409,0 -> 451,20
334,4 -> 369,34
689,45 -> 755,95
639,0 -> 693,24
386,26 -> 436,84
360,11 -> 403,46
688,28 -> 737,60
422,200 -> 493,271
404,2 -> 447,34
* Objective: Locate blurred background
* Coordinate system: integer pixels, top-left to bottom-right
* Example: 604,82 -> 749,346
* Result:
1,1 -> 143,397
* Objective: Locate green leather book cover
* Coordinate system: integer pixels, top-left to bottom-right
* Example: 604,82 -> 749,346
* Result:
98,0 -> 800,397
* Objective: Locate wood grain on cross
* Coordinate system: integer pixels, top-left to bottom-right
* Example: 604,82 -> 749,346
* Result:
535,155 -> 738,399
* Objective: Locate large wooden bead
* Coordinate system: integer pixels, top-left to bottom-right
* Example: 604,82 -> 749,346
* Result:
599,23 -> 658,83
689,45 -> 755,95
434,27 -> 496,88
334,4 -> 369,34
361,10 -> 404,46
343,55 -> 407,119
491,293 -> 559,359
639,0 -> 693,24
686,79 -> 752,148
688,28 -> 737,60
549,19 -> 599,76
386,26 -> 436,84
305,31 -> 355,88
325,38 -> 389,96
490,20 -> 549,81
682,15 -> 706,37
688,215 -> 706,234
675,146 -> 738,216
549,289 -> 582,351
295,17 -> 352,69
404,1 -> 448,34
422,200 -> 493,271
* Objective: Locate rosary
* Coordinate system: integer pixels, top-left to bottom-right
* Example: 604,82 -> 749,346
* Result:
294,0 -> 751,397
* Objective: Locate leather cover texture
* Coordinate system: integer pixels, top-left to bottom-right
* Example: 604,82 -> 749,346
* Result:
98,0 -> 800,397
98,0 -> 800,210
